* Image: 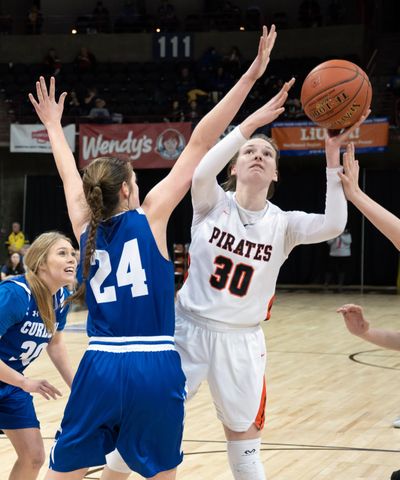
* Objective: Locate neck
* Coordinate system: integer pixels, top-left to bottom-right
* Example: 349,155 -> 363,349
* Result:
37,272 -> 58,295
235,184 -> 268,211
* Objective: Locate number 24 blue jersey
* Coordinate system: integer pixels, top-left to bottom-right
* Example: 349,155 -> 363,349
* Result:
80,209 -> 175,338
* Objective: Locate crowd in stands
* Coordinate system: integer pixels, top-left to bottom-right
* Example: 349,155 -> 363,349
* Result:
0,44 -> 362,125
0,0 -> 354,35
1,222 -> 29,281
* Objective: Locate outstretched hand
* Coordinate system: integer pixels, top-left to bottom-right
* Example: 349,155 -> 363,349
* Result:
241,77 -> 295,136
337,303 -> 370,337
325,109 -> 371,150
28,76 -> 67,127
337,142 -> 362,202
244,25 -> 277,82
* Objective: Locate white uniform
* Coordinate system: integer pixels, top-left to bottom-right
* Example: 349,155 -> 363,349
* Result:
175,126 -> 347,431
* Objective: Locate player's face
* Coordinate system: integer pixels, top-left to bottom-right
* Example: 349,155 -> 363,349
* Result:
38,239 -> 77,292
232,139 -> 278,188
128,171 -> 140,210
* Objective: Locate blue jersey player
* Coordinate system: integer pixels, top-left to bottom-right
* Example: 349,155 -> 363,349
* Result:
29,25 -> 277,480
0,231 -> 76,480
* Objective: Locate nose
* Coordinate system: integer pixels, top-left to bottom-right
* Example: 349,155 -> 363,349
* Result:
68,254 -> 77,264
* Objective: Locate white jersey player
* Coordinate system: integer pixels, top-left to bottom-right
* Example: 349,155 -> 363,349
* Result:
172,111 -> 368,479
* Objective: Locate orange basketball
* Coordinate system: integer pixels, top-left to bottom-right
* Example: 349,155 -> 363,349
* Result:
300,59 -> 372,129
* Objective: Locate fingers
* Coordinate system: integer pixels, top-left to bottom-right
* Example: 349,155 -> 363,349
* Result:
35,80 -> 44,103
59,91 -> 67,108
339,110 -> 370,141
336,304 -> 363,314
268,78 -> 295,107
28,93 -> 39,109
49,76 -> 56,100
265,24 -> 277,53
40,380 -> 62,400
39,76 -> 49,99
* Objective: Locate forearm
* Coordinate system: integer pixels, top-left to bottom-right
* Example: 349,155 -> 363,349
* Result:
359,328 -> 400,351
192,126 -> 247,215
47,341 -> 74,388
296,168 -> 347,244
46,123 -> 81,184
322,167 -> 347,235
194,126 -> 247,183
190,75 -> 256,150
350,190 -> 400,250
0,360 -> 25,388
325,144 -> 341,168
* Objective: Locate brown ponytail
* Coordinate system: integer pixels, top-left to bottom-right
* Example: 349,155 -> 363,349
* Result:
69,157 -> 133,304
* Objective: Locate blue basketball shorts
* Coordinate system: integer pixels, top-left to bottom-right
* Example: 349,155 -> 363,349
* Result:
49,336 -> 187,478
0,384 -> 40,430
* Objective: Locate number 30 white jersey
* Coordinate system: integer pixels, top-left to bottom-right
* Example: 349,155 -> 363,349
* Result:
177,186 -> 340,327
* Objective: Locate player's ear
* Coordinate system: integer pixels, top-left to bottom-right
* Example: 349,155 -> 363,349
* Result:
121,181 -> 130,199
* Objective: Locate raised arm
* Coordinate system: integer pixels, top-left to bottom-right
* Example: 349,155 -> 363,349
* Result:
142,25 -> 277,223
191,78 -> 295,218
339,142 -> 400,251
338,304 -> 400,351
29,77 -> 87,242
285,114 -> 370,248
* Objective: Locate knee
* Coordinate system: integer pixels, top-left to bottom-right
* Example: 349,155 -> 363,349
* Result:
227,438 -> 265,480
19,448 -> 46,470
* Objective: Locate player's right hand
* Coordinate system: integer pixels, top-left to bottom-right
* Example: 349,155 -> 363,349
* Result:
21,377 -> 62,400
337,303 -> 370,336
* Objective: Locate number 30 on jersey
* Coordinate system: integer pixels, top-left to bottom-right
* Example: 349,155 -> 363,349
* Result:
90,239 -> 148,303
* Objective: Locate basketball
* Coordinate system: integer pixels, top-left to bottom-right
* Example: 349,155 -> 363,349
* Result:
300,59 -> 372,129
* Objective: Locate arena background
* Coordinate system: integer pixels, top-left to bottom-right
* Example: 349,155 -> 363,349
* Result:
0,0 -> 399,287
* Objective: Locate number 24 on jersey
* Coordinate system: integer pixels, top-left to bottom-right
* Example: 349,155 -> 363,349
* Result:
90,239 -> 148,303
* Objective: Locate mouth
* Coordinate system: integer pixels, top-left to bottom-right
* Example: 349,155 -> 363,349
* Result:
64,267 -> 75,274
249,164 -> 264,172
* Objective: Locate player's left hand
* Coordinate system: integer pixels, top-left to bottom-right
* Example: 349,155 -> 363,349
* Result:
244,25 -> 277,82
28,76 -> 67,128
325,109 -> 371,149
338,142 -> 362,201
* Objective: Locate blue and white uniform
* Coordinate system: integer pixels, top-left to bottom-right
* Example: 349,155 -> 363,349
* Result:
50,209 -> 186,477
0,276 -> 69,429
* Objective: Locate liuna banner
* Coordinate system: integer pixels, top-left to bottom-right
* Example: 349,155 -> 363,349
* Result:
79,123 -> 192,169
10,124 -> 76,153
271,117 -> 389,156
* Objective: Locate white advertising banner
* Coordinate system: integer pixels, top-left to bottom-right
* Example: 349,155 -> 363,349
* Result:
10,124 -> 76,153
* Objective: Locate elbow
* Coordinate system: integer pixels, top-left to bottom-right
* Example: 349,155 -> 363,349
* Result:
324,221 -> 346,240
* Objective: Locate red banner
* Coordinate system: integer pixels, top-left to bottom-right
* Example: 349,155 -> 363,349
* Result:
271,118 -> 389,156
79,123 -> 192,169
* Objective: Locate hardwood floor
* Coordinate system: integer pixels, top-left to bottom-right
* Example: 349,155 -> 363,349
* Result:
1,291 -> 400,479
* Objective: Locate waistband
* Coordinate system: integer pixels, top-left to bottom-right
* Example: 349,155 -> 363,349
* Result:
87,335 -> 176,352
175,303 -> 260,333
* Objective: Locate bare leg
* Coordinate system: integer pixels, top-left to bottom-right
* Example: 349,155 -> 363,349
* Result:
223,423 -> 260,441
101,466 -> 130,480
148,468 -> 177,480
43,467 -> 88,479
4,428 -> 45,480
